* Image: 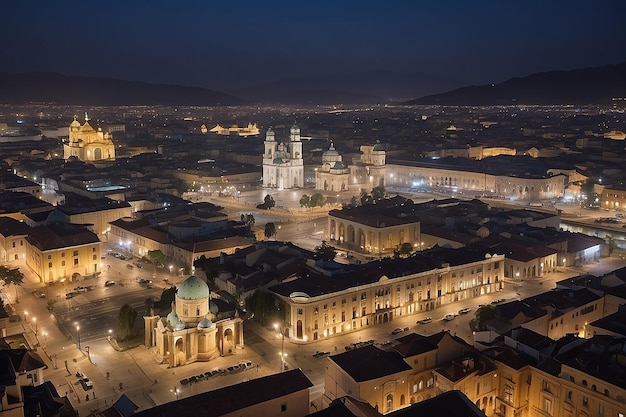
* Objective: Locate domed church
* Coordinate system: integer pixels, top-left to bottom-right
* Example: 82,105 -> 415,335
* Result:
144,275 -> 243,367
63,113 -> 116,162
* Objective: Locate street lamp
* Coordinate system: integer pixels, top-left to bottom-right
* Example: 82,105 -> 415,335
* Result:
76,325 -> 81,350
32,317 -> 37,336
274,322 -> 286,372
172,386 -> 179,400
169,265 -> 173,276
107,329 -> 112,341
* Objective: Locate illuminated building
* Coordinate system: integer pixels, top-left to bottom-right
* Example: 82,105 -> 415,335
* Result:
315,142 -> 350,192
144,275 -> 243,367
63,113 -> 116,162
262,124 -> 304,189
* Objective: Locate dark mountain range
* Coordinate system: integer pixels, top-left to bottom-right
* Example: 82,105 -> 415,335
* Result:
231,70 -> 463,104
407,62 -> 626,106
0,72 -> 242,106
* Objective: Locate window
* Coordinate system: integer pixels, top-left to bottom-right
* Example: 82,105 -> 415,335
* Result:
418,379 -> 424,390
332,302 -> 336,307
48,262 -> 52,268
361,292 -> 366,300
542,397 -> 552,415
323,304 -> 327,309
48,254 -> 52,260
93,255 -> 97,260
598,403 -> 604,417
567,390 -> 572,402
74,259 -> 79,266
61,261 -> 65,266
73,250 -> 78,256
92,247 -> 96,252
297,308 -> 303,315
280,403 -> 287,412
61,252 -> 65,257
12,242 -> 15,248
582,396 -> 588,408
342,298 -> 346,304
412,383 -> 418,393
427,377 -> 433,388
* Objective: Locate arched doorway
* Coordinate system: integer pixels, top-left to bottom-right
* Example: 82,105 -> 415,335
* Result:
71,272 -> 81,282
174,337 -> 185,366
296,320 -> 303,339
223,328 -> 235,354
386,394 -> 393,413
382,312 -> 389,323
93,148 -> 102,160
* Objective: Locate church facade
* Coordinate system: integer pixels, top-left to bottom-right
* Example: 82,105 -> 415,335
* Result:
315,142 -> 350,192
63,113 -> 116,162
144,275 -> 244,367
262,124 -> 304,189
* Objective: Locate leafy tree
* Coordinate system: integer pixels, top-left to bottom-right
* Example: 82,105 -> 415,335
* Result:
580,180 -> 596,208
299,194 -> 310,208
310,193 -> 325,207
398,242 -> 413,257
244,213 -> 255,227
264,222 -> 277,240
144,296 -> 155,316
315,240 -> 337,261
606,235 -> 617,256
155,286 -> 177,311
0,266 -> 25,303
349,195 -> 358,207
360,188 -> 370,205
265,194 -> 276,208
245,289 -> 279,325
172,178 -> 190,197
117,304 -> 138,342
147,249 -> 166,276
469,305 -> 495,332
256,194 -> 276,210
371,186 -> 386,201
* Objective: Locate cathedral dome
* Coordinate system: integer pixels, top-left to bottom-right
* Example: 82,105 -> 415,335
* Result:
177,275 -> 210,300
323,143 -> 339,156
273,157 -> 284,164
198,316 -> 215,329
372,141 -> 384,151
173,321 -> 186,331
70,118 -> 81,128
166,309 -> 179,326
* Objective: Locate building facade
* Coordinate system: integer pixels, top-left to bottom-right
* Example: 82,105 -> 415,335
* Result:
315,142 -> 350,192
63,113 -> 116,162
262,124 -> 304,189
144,275 -> 243,367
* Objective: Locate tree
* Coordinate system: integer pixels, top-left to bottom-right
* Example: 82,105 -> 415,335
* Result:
349,195 -> 358,207
144,297 -> 155,316
398,242 -> 413,257
580,179 -> 597,208
469,305 -> 495,332
315,240 -> 337,261
117,304 -> 138,342
256,194 -> 276,210
371,186 -> 386,201
360,188 -> 370,205
606,235 -> 617,256
155,286 -> 177,311
147,250 -> 166,277
310,193 -> 325,207
299,194 -> 310,208
245,289 -> 279,325
265,222 -> 277,240
0,266 -> 25,303
265,194 -> 276,209
172,178 -> 190,197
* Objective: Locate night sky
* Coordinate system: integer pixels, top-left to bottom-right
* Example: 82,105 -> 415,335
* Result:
2,0 -> 625,92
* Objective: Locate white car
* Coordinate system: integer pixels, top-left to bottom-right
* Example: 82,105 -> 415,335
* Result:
417,317 -> 432,324
458,307 -> 472,315
443,313 -> 456,321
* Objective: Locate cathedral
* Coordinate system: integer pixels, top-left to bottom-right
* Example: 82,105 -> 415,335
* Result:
63,113 -> 116,162
262,123 -> 304,189
315,142 -> 350,192
144,275 -> 243,367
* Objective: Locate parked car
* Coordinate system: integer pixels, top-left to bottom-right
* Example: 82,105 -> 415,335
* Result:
313,350 -> 331,358
458,307 -> 472,315
390,327 -> 403,335
105,280 -> 116,287
443,313 -> 457,321
416,317 -> 432,324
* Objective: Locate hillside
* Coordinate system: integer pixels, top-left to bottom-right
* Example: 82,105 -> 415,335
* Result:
407,62 -> 626,105
0,72 -> 241,106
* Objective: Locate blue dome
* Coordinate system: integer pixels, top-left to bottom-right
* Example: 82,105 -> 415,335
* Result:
174,321 -> 186,331
166,310 -> 179,326
198,316 -> 215,329
273,157 -> 284,164
177,275 -> 209,300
